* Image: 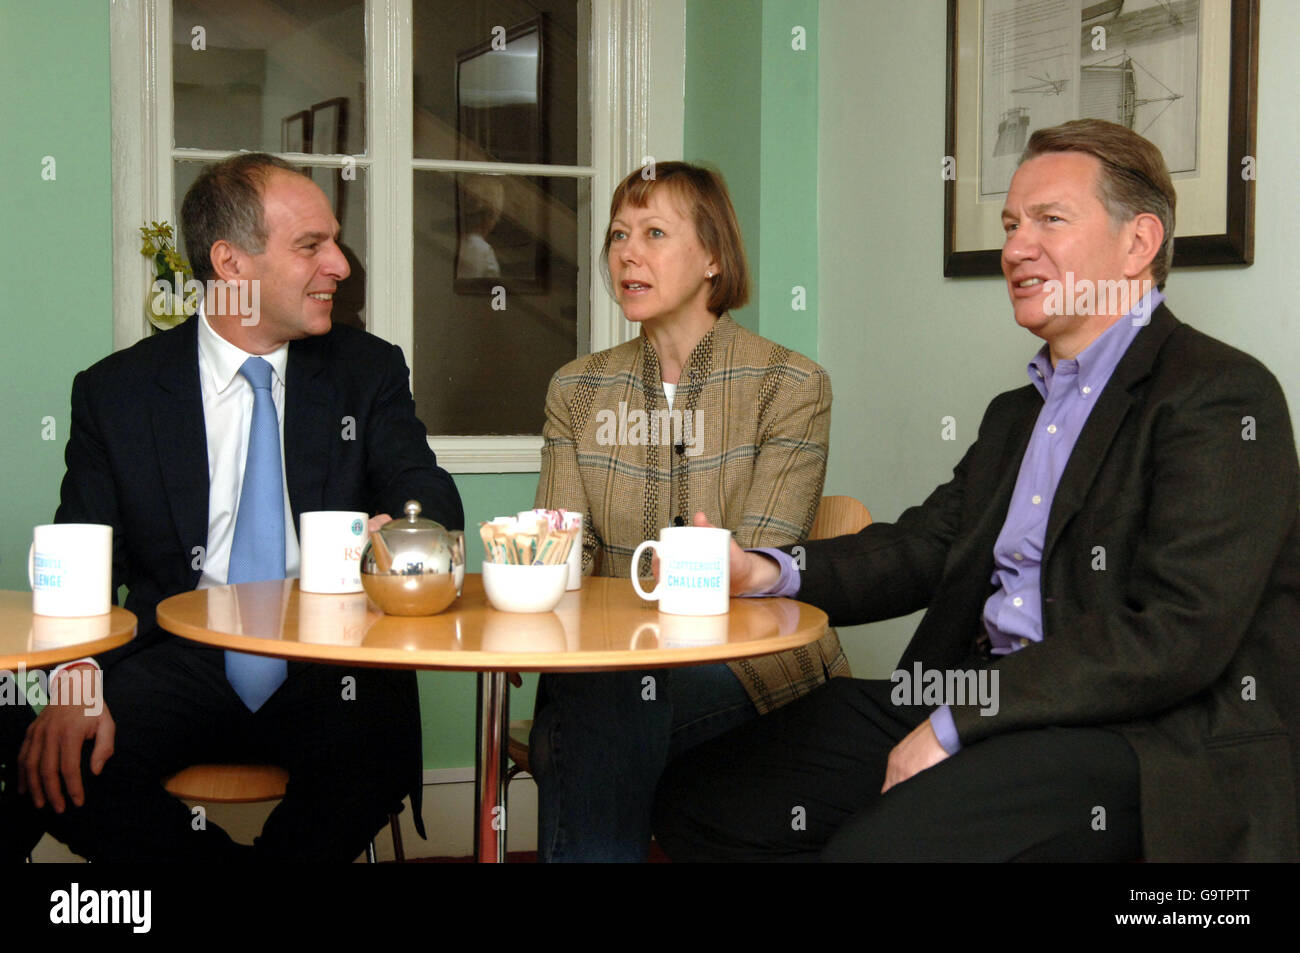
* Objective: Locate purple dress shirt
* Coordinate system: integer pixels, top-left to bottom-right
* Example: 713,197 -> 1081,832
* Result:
750,289 -> 1164,755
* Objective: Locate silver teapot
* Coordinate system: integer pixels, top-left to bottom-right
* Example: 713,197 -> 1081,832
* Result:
360,500 -> 465,616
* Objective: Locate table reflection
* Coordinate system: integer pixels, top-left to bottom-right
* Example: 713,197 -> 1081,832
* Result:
29,612 -> 112,651
481,611 -> 566,653
630,612 -> 730,649
205,578 -> 294,640
298,591 -> 370,646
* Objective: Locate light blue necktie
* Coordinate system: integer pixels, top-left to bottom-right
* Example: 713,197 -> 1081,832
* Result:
224,357 -> 288,711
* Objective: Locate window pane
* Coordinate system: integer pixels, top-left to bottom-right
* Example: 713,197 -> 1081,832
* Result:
172,0 -> 366,156
412,172 -> 584,435
413,0 -> 582,166
174,160 -> 370,330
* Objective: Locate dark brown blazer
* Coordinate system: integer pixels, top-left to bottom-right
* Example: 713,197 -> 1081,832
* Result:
792,305 -> 1299,860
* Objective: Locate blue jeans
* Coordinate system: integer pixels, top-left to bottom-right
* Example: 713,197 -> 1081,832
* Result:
530,663 -> 757,862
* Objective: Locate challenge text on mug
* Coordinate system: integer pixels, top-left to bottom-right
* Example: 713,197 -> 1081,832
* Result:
32,554 -> 67,590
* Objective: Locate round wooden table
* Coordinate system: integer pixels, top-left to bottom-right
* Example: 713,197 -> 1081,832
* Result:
0,591 -> 136,670
156,574 -> 828,862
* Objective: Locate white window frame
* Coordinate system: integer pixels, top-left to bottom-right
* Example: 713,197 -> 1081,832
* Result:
109,0 -> 684,473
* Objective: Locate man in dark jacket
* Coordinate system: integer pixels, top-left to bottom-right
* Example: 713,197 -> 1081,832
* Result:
17,154 -> 462,861
653,120 -> 1299,862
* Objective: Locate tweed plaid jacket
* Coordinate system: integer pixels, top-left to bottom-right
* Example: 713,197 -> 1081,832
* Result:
535,314 -> 849,713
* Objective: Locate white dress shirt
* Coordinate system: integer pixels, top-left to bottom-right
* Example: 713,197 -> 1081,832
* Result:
195,304 -> 300,588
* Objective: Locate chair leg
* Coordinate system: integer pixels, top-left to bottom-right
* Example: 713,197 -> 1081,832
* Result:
366,839 -> 377,863
389,812 -> 405,863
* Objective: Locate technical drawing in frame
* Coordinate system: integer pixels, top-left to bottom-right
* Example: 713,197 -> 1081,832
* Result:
945,0 -> 1257,277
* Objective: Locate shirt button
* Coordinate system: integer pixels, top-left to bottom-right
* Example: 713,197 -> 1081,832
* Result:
1046,424 -> 1057,434
673,516 -> 684,527
1012,596 -> 1024,607
1082,386 -> 1092,395
1031,494 -> 1042,505
1013,552 -> 1023,561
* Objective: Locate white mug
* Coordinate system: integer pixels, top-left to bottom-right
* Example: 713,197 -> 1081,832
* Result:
28,523 -> 112,617
299,511 -> 368,593
630,526 -> 731,616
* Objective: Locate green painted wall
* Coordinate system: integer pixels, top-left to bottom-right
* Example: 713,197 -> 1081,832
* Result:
757,1 -> 818,358
684,0 -> 763,332
0,0 -> 114,594
685,0 -> 818,357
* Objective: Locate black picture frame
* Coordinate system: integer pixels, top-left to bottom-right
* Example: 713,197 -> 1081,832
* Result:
281,110 -> 311,154
943,0 -> 1257,277
308,97 -> 349,224
453,17 -> 546,294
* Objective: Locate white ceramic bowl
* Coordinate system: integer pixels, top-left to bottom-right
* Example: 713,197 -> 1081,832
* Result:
481,562 -> 568,613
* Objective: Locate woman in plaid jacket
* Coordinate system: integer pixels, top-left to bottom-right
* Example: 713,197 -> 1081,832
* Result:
530,162 -> 843,861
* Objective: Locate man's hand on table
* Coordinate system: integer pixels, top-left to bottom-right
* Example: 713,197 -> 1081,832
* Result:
881,719 -> 950,794
689,512 -> 781,595
18,664 -> 116,813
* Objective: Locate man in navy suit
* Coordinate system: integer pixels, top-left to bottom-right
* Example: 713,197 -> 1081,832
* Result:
17,154 -> 462,861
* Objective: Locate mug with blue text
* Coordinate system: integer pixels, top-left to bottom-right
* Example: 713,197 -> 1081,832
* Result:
28,523 -> 112,617
630,526 -> 731,616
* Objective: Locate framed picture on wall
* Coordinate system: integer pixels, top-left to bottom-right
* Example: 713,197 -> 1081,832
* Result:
454,17 -> 546,294
308,97 -> 349,224
281,110 -> 311,154
943,0 -> 1258,277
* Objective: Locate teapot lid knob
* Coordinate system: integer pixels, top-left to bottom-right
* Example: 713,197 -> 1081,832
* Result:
404,500 -> 422,521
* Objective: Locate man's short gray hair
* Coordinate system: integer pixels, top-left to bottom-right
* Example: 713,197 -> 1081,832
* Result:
181,153 -> 303,283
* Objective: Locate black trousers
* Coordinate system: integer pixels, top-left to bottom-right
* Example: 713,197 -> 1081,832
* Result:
37,638 -> 421,862
1,680 -> 42,861
652,678 -> 1142,862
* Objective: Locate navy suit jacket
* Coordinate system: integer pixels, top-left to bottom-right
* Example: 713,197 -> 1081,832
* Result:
55,315 -> 463,660
54,316 -> 463,835
791,305 -> 1300,860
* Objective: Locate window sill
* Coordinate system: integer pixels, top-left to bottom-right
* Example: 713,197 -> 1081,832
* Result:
426,435 -> 543,474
